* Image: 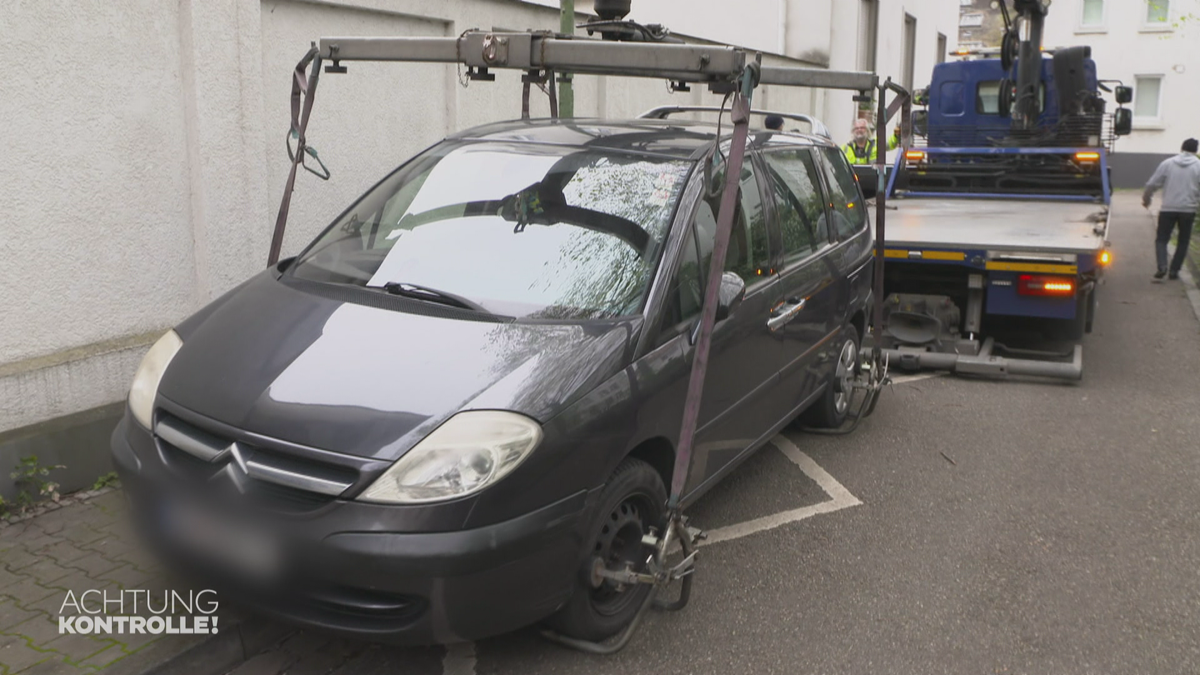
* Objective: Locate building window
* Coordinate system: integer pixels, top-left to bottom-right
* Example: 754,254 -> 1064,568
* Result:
937,33 -> 947,64
1145,0 -> 1170,25
1133,75 -> 1163,123
902,14 -> 917,91
1080,0 -> 1105,27
859,0 -> 879,72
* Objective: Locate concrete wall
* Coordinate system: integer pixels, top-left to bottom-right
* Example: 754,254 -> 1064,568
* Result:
0,0 -> 950,498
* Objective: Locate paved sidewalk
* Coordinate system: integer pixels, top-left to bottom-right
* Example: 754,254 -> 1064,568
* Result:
0,488 -> 284,675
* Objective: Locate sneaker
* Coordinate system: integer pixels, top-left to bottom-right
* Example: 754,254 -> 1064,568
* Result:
1154,270 -> 1167,279
1168,271 -> 1179,280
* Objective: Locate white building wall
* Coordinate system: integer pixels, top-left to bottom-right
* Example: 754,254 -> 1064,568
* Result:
1041,0 -> 1200,155
0,0 -> 953,434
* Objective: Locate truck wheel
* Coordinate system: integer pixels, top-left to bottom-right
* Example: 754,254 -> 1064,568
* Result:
1054,291 -> 1091,341
543,458 -> 665,642
1084,288 -> 1097,334
801,323 -> 861,429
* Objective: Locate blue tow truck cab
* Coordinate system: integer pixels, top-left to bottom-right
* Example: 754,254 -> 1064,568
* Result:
924,56 -> 1099,148
871,43 -> 1132,381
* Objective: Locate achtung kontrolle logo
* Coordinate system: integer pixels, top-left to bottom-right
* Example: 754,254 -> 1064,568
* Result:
58,589 -> 219,635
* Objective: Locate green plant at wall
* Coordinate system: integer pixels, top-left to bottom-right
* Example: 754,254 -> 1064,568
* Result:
1147,0 -> 1199,37
92,471 -> 119,490
1,454 -> 65,517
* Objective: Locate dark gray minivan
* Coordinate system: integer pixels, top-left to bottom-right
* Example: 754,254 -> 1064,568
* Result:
111,116 -> 874,645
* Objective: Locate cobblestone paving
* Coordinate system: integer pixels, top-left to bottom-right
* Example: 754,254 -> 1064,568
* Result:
0,490 -> 206,674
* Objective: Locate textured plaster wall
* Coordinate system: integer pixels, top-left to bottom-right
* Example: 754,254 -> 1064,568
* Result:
1,0 -> 878,435
1,1 -> 195,366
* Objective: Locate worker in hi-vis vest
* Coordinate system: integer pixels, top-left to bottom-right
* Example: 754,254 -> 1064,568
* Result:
843,118 -> 899,164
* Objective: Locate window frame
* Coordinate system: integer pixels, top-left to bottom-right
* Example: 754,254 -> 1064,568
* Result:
759,145 -> 833,272
1077,0 -> 1107,33
858,0 -> 879,73
901,13 -> 918,92
1141,0 -> 1173,31
812,146 -> 869,244
975,80 -> 1047,115
1132,74 -> 1165,127
646,148 -> 777,350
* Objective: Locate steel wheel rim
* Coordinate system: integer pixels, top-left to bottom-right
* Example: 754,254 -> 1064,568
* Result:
834,339 -> 857,415
589,494 -> 652,617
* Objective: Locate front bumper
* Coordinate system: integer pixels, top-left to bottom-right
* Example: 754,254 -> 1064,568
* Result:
110,413 -> 594,645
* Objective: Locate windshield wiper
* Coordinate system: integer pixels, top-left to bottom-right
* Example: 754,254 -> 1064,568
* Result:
378,282 -> 489,313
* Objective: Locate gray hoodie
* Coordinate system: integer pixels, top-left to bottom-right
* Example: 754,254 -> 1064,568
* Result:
1144,153 -> 1200,212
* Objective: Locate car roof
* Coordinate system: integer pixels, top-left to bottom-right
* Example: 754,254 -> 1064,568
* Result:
446,117 -> 836,161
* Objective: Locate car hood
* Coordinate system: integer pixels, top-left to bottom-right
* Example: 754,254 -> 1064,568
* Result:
158,271 -> 637,461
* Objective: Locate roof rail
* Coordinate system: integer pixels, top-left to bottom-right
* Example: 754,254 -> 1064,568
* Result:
637,105 -> 831,139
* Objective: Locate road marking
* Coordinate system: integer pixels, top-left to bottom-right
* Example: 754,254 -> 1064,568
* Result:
889,371 -> 942,385
439,437 -> 859,674
698,434 -> 861,547
443,641 -> 476,675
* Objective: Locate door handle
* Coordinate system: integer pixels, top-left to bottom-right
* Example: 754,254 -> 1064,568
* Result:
767,297 -> 806,331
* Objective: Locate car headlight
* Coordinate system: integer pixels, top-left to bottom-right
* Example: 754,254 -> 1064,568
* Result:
357,410 -> 543,504
128,330 -> 183,429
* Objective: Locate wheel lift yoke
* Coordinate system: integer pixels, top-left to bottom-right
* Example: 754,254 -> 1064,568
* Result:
265,25 -> 896,654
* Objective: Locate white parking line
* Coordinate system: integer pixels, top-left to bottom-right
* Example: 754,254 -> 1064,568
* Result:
442,641 -> 476,675
889,371 -> 942,385
698,434 -> 861,547
440,437 -> 858,674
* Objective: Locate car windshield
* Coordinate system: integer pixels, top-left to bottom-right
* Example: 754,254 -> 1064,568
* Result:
289,140 -> 694,320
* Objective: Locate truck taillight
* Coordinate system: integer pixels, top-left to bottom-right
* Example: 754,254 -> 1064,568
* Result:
1017,275 -> 1075,296
1098,250 -> 1112,266
905,150 -> 926,162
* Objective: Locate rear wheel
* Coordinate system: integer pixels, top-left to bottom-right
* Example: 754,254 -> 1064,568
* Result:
1083,288 -> 1097,334
1050,290 -> 1091,341
800,324 -> 861,429
543,458 -> 666,642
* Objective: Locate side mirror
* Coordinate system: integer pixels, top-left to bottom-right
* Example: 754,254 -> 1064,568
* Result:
1115,85 -> 1133,104
912,109 -> 928,136
852,166 -> 879,200
715,272 -> 746,321
1114,108 -> 1132,136
690,272 -> 746,345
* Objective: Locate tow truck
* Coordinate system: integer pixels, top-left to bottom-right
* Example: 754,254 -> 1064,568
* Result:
868,0 -> 1132,381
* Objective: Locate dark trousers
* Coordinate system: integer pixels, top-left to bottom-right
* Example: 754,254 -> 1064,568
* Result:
1156,211 -> 1195,274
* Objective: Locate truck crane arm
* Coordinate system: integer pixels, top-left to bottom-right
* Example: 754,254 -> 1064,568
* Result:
1007,0 -> 1050,132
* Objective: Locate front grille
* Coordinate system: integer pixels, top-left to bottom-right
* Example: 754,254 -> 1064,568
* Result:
153,411 -> 360,513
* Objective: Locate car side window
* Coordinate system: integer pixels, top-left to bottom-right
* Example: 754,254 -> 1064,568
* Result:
654,223 -> 704,347
694,155 -> 772,287
762,148 -> 829,268
653,156 -> 771,348
815,147 -> 867,241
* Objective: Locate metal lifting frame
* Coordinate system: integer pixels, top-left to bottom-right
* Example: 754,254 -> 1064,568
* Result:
267,28 -> 894,653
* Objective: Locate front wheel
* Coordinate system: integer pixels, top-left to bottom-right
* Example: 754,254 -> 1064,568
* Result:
543,458 -> 666,642
800,323 -> 861,429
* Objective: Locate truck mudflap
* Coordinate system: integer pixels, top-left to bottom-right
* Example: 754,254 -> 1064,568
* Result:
870,337 -> 1083,381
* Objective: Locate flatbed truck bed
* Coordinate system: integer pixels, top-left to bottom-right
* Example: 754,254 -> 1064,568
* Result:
882,199 -> 1107,255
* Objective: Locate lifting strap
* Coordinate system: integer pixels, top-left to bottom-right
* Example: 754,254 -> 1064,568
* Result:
268,46 -> 323,267
667,87 -> 754,511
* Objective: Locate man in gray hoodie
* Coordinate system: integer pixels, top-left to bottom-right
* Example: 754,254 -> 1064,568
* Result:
1143,138 -> 1200,280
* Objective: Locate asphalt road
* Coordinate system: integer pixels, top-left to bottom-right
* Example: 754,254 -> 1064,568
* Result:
225,193 -> 1200,675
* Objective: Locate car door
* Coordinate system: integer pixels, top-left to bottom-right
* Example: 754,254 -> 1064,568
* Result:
760,145 -> 841,412
812,146 -> 874,349
647,149 -> 785,494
